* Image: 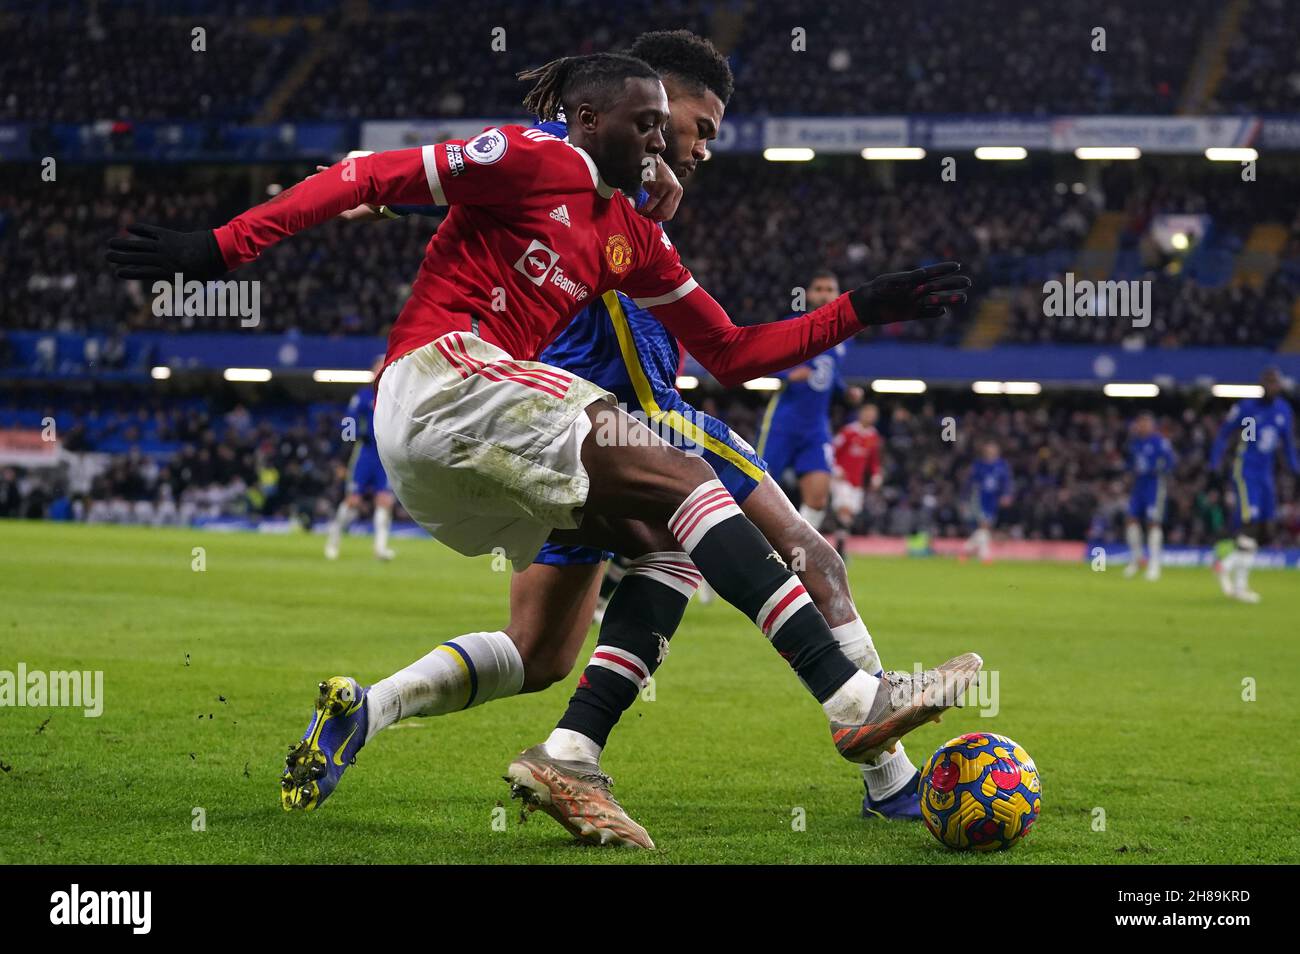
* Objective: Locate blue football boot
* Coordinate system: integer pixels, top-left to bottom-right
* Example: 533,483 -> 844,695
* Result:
862,770 -> 923,821
281,676 -> 369,811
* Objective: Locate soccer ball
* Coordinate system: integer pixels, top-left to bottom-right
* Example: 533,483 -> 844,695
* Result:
918,732 -> 1041,851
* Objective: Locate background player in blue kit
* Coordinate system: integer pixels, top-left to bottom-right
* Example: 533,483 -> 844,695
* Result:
962,441 -> 1013,564
1124,412 -> 1177,581
1209,367 -> 1298,602
324,356 -> 396,561
756,270 -> 863,533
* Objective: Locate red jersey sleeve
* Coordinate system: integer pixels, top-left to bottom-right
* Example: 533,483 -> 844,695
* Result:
616,222 -> 865,388
214,126 -> 581,269
426,125 -> 581,207
215,147 -> 435,268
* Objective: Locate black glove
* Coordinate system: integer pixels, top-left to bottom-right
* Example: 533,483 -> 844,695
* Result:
849,261 -> 970,326
106,224 -> 228,282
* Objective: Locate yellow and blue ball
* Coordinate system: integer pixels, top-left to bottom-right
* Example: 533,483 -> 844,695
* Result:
919,732 -> 1041,851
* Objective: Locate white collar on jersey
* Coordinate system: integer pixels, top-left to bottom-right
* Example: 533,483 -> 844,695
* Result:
565,141 -> 619,200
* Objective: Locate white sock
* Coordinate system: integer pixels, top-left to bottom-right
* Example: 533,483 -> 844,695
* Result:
863,743 -> 917,801
374,505 -> 392,552
800,504 -> 827,530
829,618 -> 920,790
829,617 -> 882,677
1126,522 -> 1143,563
328,501 -> 354,545
1146,526 -> 1163,571
1233,536 -> 1257,591
544,727 -> 603,765
366,631 -> 524,736
976,527 -> 991,560
822,669 -> 880,725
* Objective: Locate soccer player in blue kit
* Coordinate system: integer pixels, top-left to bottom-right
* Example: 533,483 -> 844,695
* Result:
756,269 -> 864,533
323,355 -> 397,561
962,441 -> 1013,564
1123,412 -> 1176,581
317,32 -> 973,846
1210,367 -> 1298,602
513,36 -> 935,843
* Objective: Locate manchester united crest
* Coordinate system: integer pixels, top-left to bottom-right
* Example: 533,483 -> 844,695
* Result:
604,233 -> 633,274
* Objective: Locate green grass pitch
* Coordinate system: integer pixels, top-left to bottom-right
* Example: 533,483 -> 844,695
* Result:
1,520 -> 1297,865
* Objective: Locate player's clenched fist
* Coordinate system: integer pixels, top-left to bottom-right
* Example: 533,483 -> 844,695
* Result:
106,224 -> 228,282
849,261 -> 971,326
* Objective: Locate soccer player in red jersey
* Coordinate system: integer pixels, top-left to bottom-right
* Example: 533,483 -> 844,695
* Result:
831,403 -> 884,555
318,34 -> 940,841
108,54 -> 978,840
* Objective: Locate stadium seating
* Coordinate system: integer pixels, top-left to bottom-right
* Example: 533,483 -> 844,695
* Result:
3,0 -> 1243,120
3,0 -> 1296,554
4,159 -> 1297,348
2,391 -> 1294,548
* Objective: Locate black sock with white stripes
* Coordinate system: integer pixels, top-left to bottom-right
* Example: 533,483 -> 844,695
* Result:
669,480 -> 858,702
556,553 -> 699,748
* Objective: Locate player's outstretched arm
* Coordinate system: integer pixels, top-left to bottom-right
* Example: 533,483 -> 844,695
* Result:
106,148 -> 442,281
642,263 -> 970,388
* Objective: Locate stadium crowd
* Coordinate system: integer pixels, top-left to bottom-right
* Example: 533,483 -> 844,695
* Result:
6,160 -> 1298,348
1004,273 -> 1300,348
4,0 -> 1246,120
730,0 -> 1215,116
826,401 -> 1298,548
0,398 -> 348,527
4,1 -> 1297,553
1209,0 -> 1300,115
2,7 -> 306,123
2,393 -> 1295,549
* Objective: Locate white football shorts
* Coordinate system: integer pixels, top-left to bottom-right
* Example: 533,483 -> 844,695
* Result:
374,332 -> 614,570
831,477 -> 864,518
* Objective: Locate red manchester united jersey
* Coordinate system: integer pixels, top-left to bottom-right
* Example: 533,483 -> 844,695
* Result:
213,124 -> 869,387
833,422 -> 881,487
394,125 -> 699,366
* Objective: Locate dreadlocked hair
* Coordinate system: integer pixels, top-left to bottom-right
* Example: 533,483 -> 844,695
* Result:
518,53 -> 660,121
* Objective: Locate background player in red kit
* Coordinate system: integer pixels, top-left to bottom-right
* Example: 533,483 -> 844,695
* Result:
832,403 -> 884,557
107,53 -> 977,845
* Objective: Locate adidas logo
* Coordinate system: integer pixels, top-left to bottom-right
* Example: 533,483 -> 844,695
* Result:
549,205 -> 571,227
